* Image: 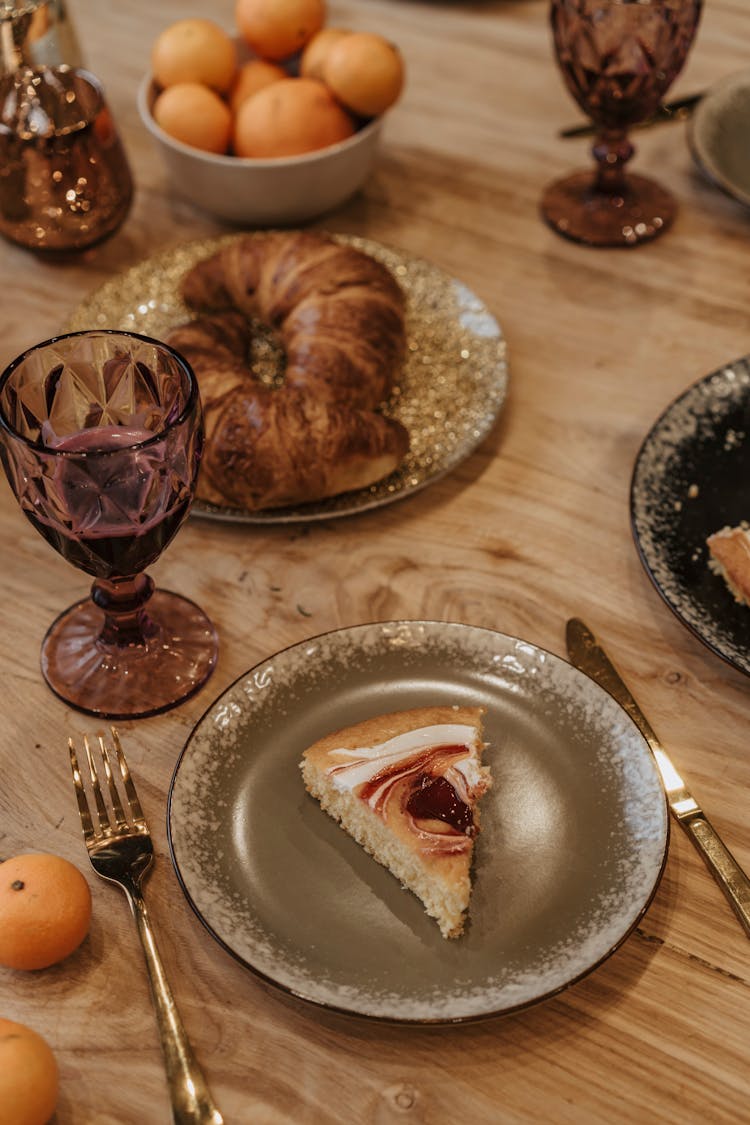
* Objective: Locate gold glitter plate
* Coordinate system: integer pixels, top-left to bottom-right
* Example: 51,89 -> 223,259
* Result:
69,233 -> 509,524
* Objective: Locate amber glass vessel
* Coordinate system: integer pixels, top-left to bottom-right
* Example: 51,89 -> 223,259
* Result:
0,65 -> 132,251
541,0 -> 702,247
0,0 -> 83,78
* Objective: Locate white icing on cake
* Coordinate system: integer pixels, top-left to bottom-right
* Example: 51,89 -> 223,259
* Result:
325,723 -> 480,798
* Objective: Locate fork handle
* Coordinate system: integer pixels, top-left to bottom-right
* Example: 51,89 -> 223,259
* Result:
125,886 -> 224,1125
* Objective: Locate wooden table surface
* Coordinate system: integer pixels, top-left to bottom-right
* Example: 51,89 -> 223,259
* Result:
1,0 -> 749,1121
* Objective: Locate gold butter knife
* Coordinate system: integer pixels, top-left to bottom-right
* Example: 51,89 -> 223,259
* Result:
566,617 -> 750,938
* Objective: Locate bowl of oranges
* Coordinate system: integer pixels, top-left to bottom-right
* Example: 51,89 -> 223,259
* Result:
138,0 -> 405,225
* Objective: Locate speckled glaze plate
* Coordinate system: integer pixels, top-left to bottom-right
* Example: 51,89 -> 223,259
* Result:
688,69 -> 750,209
167,620 -> 668,1024
69,233 -> 508,524
631,358 -> 750,676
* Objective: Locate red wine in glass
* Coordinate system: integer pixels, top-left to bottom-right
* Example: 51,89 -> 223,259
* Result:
541,0 -> 703,247
0,332 -> 218,718
33,425 -> 191,576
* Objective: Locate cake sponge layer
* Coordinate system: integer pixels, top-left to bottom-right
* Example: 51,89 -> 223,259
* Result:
300,705 -> 491,939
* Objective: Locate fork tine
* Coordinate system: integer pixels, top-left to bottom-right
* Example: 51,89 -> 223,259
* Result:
68,736 -> 95,844
83,733 -> 112,835
110,727 -> 148,829
98,732 -> 128,831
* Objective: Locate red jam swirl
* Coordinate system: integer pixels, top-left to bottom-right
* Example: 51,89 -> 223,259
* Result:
406,774 -> 475,836
355,743 -> 477,849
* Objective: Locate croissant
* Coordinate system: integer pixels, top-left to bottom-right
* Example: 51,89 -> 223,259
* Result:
181,232 -> 406,406
167,232 -> 410,511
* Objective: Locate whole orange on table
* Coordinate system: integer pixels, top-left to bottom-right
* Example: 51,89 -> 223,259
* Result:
0,852 -> 92,971
0,1018 -> 58,1125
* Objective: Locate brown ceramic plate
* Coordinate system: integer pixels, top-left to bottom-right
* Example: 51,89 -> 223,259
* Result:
69,233 -> 508,524
167,621 -> 668,1024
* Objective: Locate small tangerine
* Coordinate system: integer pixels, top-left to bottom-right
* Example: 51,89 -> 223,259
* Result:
233,76 -> 355,158
323,31 -> 405,118
0,852 -> 91,972
299,27 -> 351,81
230,59 -> 288,114
0,1018 -> 58,1125
151,18 -> 237,93
235,0 -> 325,62
153,83 -> 233,154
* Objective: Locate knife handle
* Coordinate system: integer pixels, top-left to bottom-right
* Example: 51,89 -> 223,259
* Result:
683,815 -> 750,937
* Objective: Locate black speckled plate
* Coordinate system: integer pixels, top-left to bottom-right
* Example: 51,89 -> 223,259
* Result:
167,621 -> 668,1024
688,69 -> 750,210
630,358 -> 750,675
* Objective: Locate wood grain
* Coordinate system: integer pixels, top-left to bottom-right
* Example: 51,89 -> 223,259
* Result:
1,0 -> 749,1122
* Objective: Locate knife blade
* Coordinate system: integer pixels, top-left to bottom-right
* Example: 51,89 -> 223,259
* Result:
566,617 -> 750,939
559,92 -> 702,139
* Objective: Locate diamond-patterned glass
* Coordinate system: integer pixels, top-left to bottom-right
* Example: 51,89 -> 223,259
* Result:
0,331 -> 203,580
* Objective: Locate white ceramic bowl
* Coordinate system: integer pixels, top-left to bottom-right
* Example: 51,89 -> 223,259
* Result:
137,75 -> 385,226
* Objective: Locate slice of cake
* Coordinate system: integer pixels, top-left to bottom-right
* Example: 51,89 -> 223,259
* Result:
300,705 -> 492,939
707,522 -> 750,606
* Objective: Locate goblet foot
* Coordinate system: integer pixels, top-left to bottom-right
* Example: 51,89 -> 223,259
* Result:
41,589 -> 219,718
541,170 -> 676,247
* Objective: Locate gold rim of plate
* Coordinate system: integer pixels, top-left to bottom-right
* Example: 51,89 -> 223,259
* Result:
68,232 -> 509,524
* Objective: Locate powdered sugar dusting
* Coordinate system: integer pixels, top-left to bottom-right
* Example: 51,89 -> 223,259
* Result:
169,621 -> 667,1022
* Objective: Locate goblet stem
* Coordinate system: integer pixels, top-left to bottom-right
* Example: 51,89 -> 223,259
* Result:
92,574 -> 159,649
41,582 -> 218,719
541,124 -> 675,247
543,0 -> 703,246
592,129 -> 634,195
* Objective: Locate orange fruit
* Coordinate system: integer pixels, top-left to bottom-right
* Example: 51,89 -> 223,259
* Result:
153,83 -> 233,154
0,1018 -> 58,1125
235,0 -> 325,61
299,27 -> 351,80
229,58 -> 287,113
233,76 -> 355,158
0,853 -> 91,971
151,18 -> 237,93
323,31 -> 404,117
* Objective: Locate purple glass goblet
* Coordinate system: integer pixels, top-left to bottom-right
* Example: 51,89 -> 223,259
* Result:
541,0 -> 702,247
0,330 -> 218,718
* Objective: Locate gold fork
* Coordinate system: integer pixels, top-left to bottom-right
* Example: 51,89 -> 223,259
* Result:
68,728 -> 224,1125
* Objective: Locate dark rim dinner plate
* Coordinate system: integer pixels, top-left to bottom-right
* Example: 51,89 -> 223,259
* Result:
69,233 -> 509,524
630,356 -> 750,676
167,620 -> 668,1024
688,68 -> 750,209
